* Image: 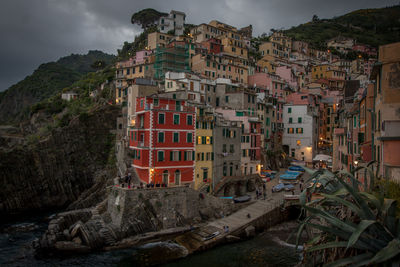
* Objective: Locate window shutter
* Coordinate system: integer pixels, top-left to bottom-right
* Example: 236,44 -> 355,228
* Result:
210,136 -> 213,144
184,151 -> 187,161
192,151 -> 195,160
170,151 -> 173,161
179,151 -> 182,161
211,152 -> 214,160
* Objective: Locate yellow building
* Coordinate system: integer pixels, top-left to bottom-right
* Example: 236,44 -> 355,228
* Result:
191,53 -> 248,84
256,58 -> 276,73
147,32 -> 174,50
190,20 -> 243,44
194,107 -> 214,191
115,59 -> 155,104
259,32 -> 291,61
311,64 -> 346,81
221,37 -> 248,59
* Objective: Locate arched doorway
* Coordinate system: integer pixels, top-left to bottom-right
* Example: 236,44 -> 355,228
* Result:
174,170 -> 181,186
162,170 -> 169,185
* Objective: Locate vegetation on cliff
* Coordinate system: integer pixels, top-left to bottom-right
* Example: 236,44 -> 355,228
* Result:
284,5 -> 400,49
0,50 -> 115,125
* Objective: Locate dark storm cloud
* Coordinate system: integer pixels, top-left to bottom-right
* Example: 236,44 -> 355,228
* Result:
0,0 -> 398,91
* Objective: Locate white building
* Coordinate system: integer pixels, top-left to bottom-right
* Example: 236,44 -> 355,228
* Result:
162,72 -> 205,103
158,10 -> 186,36
282,105 -> 318,164
61,91 -> 78,101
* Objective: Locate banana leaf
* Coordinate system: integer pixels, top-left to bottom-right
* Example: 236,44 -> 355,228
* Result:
304,206 -> 356,232
367,239 -> 400,264
306,241 -> 348,252
359,191 -> 382,210
305,222 -> 374,251
321,193 -> 363,217
336,174 -> 375,220
347,220 -> 376,249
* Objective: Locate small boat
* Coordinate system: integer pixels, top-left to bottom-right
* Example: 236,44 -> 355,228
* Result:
219,196 -> 234,199
203,231 -> 220,241
289,166 -> 305,172
233,195 -> 251,203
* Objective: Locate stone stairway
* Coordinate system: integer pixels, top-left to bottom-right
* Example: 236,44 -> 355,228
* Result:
91,207 -> 117,246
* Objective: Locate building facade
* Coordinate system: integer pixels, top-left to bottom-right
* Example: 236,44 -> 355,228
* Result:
130,96 -> 196,185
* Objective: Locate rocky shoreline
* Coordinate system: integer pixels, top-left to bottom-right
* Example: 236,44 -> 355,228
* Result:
34,186 -> 241,256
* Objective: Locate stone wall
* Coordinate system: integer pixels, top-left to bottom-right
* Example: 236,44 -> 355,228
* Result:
107,187 -> 235,238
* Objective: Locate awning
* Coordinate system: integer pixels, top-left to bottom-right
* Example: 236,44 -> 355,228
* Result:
313,154 -> 332,162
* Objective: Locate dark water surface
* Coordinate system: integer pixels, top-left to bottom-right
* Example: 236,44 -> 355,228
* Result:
0,215 -> 301,267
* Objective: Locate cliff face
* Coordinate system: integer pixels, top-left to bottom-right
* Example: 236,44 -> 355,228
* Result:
0,105 -> 119,218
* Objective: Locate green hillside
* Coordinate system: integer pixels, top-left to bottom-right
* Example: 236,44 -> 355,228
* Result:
284,5 -> 400,49
0,50 -> 115,124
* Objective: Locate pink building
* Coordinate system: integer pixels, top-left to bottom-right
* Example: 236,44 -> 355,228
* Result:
135,50 -> 153,64
276,65 -> 298,90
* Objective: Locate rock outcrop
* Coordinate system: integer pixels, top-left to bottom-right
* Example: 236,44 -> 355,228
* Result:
36,187 -> 237,254
0,105 -> 119,218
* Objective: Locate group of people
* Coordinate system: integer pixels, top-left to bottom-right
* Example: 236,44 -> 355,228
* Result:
223,225 -> 230,233
255,183 -> 267,200
117,173 -> 169,189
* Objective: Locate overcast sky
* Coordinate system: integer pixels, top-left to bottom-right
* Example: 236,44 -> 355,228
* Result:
0,0 -> 398,92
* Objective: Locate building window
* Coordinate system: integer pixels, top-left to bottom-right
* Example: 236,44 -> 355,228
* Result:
223,163 -> 227,176
298,117 -> 302,123
170,151 -> 181,161
222,144 -> 227,153
187,132 -> 192,143
288,128 -> 294,134
158,113 -> 165,124
230,144 -> 234,153
158,151 -> 164,162
158,132 -> 164,143
175,170 -> 181,185
296,128 -> 303,134
173,114 -> 180,125
173,132 -> 179,143
203,169 -> 208,182
187,115 -> 193,125
154,99 -> 159,106
289,118 -> 293,124
225,96 -> 229,103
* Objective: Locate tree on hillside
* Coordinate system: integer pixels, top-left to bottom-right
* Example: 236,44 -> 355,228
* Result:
131,8 -> 167,29
91,60 -> 106,70
312,14 -> 320,22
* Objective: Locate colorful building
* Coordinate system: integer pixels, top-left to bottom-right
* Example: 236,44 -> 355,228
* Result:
194,106 -> 214,191
129,96 -> 196,185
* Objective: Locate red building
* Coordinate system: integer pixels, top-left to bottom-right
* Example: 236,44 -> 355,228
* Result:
129,96 -> 196,185
201,38 -> 223,54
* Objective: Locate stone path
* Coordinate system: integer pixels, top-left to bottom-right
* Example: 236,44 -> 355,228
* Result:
174,168 -> 308,253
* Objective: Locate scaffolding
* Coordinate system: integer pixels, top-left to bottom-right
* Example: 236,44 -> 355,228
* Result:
154,44 -> 190,79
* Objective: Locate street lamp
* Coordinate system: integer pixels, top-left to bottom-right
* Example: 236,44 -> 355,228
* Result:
354,160 -> 358,166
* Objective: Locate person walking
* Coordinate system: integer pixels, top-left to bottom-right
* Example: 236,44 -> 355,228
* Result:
256,188 -> 259,199
263,189 -> 267,200
127,173 -> 132,189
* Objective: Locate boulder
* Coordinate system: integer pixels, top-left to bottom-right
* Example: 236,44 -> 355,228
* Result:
132,241 -> 188,265
54,241 -> 91,254
244,225 -> 256,238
